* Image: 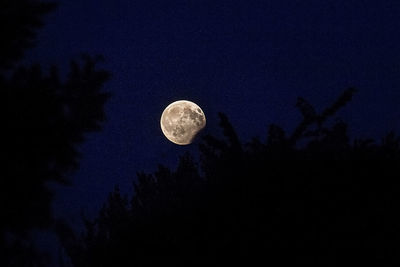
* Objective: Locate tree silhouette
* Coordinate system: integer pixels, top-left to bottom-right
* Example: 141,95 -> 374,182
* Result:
2,1 -> 110,266
60,89 -> 400,266
0,0 -> 57,70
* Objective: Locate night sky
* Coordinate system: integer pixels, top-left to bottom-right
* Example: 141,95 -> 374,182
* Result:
25,0 -> 399,229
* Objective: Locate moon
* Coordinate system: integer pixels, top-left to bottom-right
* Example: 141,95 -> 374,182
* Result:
160,100 -> 206,145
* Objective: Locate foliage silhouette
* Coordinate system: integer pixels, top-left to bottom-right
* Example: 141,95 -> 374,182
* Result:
60,89 -> 400,266
2,1 -> 110,266
0,0 -> 57,70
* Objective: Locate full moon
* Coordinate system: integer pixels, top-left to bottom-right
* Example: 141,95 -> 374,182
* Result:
160,100 -> 206,145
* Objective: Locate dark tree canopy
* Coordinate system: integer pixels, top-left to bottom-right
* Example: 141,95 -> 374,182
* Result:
59,89 -> 400,266
0,0 -> 57,70
3,57 -> 110,233
2,1 -> 111,266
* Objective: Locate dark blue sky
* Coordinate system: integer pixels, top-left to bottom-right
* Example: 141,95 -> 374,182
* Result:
25,0 -> 399,226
